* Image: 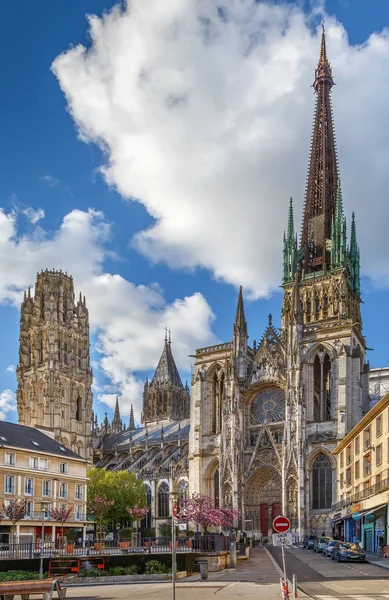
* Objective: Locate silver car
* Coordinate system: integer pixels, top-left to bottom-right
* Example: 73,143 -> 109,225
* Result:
322,539 -> 338,557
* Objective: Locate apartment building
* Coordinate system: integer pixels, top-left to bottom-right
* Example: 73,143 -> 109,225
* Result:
332,393 -> 389,553
0,420 -> 88,545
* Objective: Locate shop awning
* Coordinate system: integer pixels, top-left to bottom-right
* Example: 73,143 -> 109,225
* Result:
363,504 -> 387,516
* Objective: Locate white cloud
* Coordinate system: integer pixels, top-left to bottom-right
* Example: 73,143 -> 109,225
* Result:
5,365 -> 15,373
52,0 -> 389,297
22,207 -> 45,224
0,389 -> 16,420
0,208 -> 215,420
40,174 -> 59,187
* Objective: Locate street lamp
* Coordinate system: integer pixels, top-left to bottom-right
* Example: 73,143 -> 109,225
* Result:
168,489 -> 178,600
39,502 -> 47,580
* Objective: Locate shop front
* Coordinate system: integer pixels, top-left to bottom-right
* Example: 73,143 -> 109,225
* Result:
361,505 -> 387,554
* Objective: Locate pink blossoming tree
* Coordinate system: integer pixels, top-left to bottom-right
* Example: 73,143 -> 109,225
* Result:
50,505 -> 74,544
127,505 -> 150,542
176,494 -> 239,532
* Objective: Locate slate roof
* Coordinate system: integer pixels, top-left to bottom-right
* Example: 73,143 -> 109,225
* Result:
0,420 -> 83,460
102,418 -> 190,453
151,340 -> 183,388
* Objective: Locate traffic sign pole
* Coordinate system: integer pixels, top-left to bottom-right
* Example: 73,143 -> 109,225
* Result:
273,516 -> 291,600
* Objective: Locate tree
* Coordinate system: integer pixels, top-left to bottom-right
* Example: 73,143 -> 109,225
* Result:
87,468 -> 147,528
176,494 -> 239,531
3,500 -> 26,544
89,495 -> 115,542
127,505 -> 150,542
50,505 -> 74,544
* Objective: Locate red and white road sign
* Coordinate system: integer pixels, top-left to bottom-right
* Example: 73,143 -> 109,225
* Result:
272,515 -> 290,533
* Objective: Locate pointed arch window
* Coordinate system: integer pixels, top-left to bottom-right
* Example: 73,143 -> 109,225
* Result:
312,453 -> 332,509
177,481 -> 189,511
158,482 -> 169,518
38,332 -> 44,365
211,371 -> 224,434
313,351 -> 331,422
76,395 -> 82,421
214,468 -> 220,508
141,487 -> 152,530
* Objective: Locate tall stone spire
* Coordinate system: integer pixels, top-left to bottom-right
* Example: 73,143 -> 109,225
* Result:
142,333 -> 190,424
300,24 -> 338,273
129,404 -> 135,430
233,286 -> 248,381
283,198 -> 298,283
112,396 -> 121,433
349,212 -> 361,296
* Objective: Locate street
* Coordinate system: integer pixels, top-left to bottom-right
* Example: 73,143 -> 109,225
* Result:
269,545 -> 389,599
63,546 -> 389,600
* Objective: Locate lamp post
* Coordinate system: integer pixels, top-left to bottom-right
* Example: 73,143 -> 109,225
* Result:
39,502 -> 47,580
169,489 -> 178,600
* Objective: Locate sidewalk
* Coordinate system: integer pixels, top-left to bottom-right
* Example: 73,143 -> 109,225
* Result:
366,552 -> 389,570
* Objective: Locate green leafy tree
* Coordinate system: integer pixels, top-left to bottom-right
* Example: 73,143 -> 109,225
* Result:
87,468 -> 147,528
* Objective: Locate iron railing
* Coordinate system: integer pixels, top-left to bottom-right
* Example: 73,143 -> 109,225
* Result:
332,475 -> 389,512
0,534 -> 234,560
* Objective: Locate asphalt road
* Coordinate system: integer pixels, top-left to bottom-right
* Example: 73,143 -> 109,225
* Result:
268,545 -> 389,599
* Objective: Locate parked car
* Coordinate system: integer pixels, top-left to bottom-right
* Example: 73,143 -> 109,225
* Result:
314,536 -> 332,553
322,539 -> 338,557
303,535 -> 317,550
332,542 -> 366,562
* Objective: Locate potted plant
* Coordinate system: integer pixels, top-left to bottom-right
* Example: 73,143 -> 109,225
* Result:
65,528 -> 77,554
119,527 -> 132,550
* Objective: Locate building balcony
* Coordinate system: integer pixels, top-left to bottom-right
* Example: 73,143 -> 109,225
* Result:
332,475 -> 389,512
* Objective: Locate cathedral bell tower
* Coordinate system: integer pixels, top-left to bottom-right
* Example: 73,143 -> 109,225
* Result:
16,270 -> 93,460
281,26 -> 369,536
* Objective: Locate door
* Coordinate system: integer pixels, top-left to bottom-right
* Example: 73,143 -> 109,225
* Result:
260,504 -> 268,535
364,526 -> 374,553
272,503 -> 282,523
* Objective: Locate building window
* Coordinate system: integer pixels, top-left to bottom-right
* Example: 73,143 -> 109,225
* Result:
339,472 -> 344,489
346,444 -> 352,465
345,468 -> 351,486
59,482 -> 68,499
42,480 -> 51,497
376,473 -> 381,486
75,484 -> 83,500
376,416 -> 382,437
363,427 -> 371,450
5,475 -> 15,494
64,342 -> 68,365
5,453 -> 15,466
177,481 -> 189,511
29,457 -> 39,469
25,478 -> 34,496
76,396 -> 82,421
312,453 -> 332,509
363,454 -> 371,476
59,462 -> 68,474
313,352 -> 331,422
340,452 -> 344,468
75,505 -> 83,521
25,501 -> 34,519
376,443 -> 382,466
39,458 -> 48,470
355,435 -> 360,455
58,339 -> 61,363
355,460 -> 360,479
214,468 -> 220,508
158,482 -> 169,518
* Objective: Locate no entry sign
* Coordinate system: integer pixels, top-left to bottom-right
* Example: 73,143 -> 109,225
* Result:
273,515 -> 290,533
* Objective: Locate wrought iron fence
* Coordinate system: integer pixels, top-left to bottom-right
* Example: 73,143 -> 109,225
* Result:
0,534 -> 234,560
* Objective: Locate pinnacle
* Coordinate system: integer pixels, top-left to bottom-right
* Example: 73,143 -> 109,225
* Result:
235,286 -> 247,334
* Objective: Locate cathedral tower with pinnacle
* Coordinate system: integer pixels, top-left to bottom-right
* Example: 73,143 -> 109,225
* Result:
189,26 -> 370,538
17,270 -> 93,460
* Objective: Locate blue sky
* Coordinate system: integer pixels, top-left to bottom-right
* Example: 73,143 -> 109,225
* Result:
1,0 -> 389,425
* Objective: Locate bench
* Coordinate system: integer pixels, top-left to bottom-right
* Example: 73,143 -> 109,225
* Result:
0,578 -> 66,600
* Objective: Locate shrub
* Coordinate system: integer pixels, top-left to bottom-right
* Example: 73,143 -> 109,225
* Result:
124,565 -> 138,575
0,571 -> 47,582
78,568 -> 104,578
144,560 -> 171,574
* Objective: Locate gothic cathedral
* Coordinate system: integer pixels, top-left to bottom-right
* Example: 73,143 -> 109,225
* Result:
189,28 -> 370,537
16,270 -> 93,460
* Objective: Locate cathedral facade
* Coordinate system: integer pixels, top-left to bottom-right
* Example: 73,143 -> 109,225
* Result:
15,29 -> 371,539
188,28 -> 370,538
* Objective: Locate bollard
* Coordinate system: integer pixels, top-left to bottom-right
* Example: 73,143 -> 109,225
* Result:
292,574 -> 297,597
230,541 -> 236,568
